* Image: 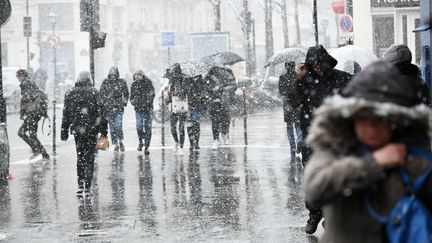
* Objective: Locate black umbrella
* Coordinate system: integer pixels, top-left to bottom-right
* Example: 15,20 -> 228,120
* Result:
202,51 -> 245,66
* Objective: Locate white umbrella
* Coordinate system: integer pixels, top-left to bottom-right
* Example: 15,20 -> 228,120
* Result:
266,48 -> 307,66
330,45 -> 378,75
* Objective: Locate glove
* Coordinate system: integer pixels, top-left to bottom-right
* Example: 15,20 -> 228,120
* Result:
61,130 -> 68,141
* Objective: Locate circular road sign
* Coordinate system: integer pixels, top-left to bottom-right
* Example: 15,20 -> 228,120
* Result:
48,34 -> 61,48
339,15 -> 353,32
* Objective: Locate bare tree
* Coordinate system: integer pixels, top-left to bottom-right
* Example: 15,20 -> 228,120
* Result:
274,0 -> 289,48
294,0 -> 301,47
207,0 -> 222,31
259,0 -> 274,61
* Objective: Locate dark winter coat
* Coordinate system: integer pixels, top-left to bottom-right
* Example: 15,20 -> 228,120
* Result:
296,64 -> 352,133
99,67 -> 129,115
169,71 -> 188,100
19,70 -> 45,118
204,66 -> 237,107
279,65 -> 300,122
61,72 -> 108,139
304,61 -> 432,243
130,76 -> 155,113
187,75 -> 206,109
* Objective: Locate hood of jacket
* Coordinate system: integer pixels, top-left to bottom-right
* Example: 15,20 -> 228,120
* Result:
108,66 -> 119,78
307,61 -> 431,153
76,71 -> 93,87
305,45 -> 338,69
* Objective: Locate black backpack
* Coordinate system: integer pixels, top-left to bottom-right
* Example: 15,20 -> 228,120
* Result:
36,90 -> 49,118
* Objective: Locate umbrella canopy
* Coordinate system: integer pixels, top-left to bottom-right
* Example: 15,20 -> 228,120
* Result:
201,51 -> 245,66
330,45 -> 378,75
174,59 -> 213,77
266,48 -> 306,66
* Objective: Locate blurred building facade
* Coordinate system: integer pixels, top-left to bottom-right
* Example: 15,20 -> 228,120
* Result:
353,0 -> 421,63
1,0 -> 214,87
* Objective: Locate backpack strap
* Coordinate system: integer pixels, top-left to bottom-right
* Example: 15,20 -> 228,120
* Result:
364,194 -> 388,223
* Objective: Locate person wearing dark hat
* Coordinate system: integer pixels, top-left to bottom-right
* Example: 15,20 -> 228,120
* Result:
99,67 -> 129,152
304,61 -> 432,242
61,71 -> 108,194
17,69 -> 50,161
130,70 -> 155,155
383,44 -> 430,105
297,45 -> 352,234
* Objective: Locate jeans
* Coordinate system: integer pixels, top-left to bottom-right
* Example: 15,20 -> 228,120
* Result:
18,115 -> 48,155
171,112 -> 187,146
187,107 -> 201,147
107,112 -> 124,144
74,134 -> 97,189
286,113 -> 303,158
136,110 -> 153,147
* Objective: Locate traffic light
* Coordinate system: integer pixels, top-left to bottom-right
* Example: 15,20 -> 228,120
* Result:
92,31 -> 106,49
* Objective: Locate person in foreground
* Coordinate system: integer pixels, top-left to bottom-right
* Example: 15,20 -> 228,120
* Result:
304,61 -> 432,242
61,72 -> 108,194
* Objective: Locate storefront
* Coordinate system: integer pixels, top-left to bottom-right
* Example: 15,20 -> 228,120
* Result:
370,0 -> 421,62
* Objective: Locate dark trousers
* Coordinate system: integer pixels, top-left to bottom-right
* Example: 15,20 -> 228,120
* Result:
170,112 -> 187,146
210,103 -> 230,140
18,115 -> 47,155
74,135 -> 97,189
299,110 -> 323,221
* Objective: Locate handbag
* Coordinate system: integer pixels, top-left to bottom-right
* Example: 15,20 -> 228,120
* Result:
96,135 -> 109,150
172,96 -> 188,113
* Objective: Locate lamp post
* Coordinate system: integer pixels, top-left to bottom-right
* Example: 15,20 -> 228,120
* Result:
49,12 -> 57,156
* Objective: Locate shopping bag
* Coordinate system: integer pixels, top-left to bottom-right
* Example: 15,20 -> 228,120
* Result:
96,135 -> 109,150
172,96 -> 188,113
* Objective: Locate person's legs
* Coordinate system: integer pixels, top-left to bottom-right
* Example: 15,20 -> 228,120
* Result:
170,113 -> 179,143
75,135 -> 97,192
18,116 -> 36,152
74,136 -> 85,193
135,111 -> 144,146
287,122 -> 296,159
107,114 -> 118,145
114,113 -> 125,151
210,107 -> 220,141
178,113 -> 187,148
19,116 -> 48,158
143,110 -> 153,154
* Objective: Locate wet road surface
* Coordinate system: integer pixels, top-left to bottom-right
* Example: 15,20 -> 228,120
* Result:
1,107 -> 323,242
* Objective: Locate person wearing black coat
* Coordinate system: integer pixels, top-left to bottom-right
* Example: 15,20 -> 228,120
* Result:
297,45 -> 352,234
17,69 -> 50,161
279,61 -> 303,160
61,71 -> 108,194
130,70 -> 155,155
186,74 -> 206,150
205,66 -> 237,150
99,66 -> 129,152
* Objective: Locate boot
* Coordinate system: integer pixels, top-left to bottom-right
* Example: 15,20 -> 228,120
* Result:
305,216 -> 321,234
137,142 -> 144,151
119,140 -> 125,152
114,142 -> 120,152
212,139 -> 219,150
144,146 -> 150,155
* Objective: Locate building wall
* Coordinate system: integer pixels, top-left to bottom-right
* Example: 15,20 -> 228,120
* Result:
353,0 -> 373,51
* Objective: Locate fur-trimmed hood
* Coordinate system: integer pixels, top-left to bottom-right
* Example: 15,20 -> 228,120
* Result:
307,95 -> 431,153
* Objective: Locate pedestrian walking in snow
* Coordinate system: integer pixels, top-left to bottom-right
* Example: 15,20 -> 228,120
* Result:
383,44 -> 430,105
61,71 -> 108,194
304,61 -> 432,242
205,66 -> 237,150
279,61 -> 303,161
130,70 -> 155,155
167,63 -> 189,155
17,69 -> 50,161
99,67 -> 129,152
297,45 -> 352,234
186,74 -> 206,150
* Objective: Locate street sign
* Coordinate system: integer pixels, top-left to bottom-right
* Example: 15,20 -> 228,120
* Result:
23,16 -> 32,37
339,14 -> 353,32
48,34 -> 61,48
161,32 -> 176,47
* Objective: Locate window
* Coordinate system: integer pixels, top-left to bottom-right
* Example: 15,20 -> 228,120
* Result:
372,15 -> 395,58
